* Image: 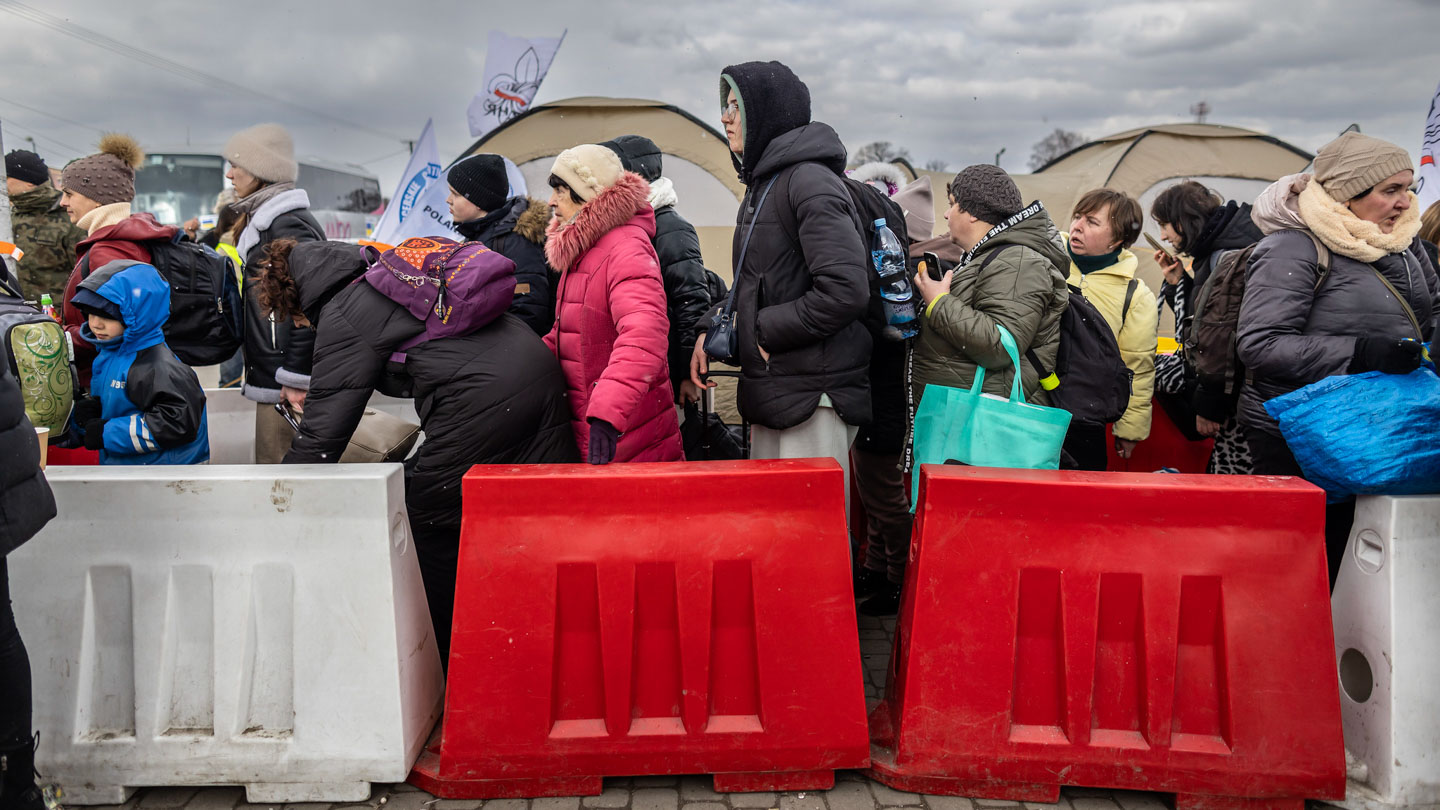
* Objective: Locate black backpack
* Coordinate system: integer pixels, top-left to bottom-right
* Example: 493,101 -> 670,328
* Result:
81,233 -> 243,366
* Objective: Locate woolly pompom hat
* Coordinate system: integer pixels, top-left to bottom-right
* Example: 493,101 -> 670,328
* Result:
61,134 -> 144,205
549,144 -> 623,202
224,123 -> 299,184
1313,131 -> 1413,203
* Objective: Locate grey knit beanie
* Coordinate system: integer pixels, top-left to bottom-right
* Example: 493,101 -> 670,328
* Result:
949,164 -> 1023,225
60,134 -> 144,205
224,123 -> 299,184
1314,132 -> 1413,202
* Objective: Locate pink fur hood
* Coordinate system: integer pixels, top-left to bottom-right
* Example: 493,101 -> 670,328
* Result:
544,171 -> 655,270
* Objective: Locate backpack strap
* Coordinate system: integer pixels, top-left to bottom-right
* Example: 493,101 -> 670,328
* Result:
1119,278 -> 1138,330
1303,231 -> 1332,291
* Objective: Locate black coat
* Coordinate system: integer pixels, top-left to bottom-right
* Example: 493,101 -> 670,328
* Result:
242,208 -> 324,401
0,363 -> 55,556
456,197 -> 554,336
653,205 -> 712,392
281,245 -> 577,533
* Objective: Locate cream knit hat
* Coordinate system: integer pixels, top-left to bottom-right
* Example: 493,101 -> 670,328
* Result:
1313,131 -> 1413,203
224,123 -> 299,184
550,144 -> 623,202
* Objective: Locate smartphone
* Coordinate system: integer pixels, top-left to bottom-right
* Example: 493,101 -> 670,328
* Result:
273,402 -> 301,432
922,252 -> 944,281
1143,232 -> 1175,261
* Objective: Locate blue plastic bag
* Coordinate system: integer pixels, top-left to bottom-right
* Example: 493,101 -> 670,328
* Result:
1263,368 -> 1440,498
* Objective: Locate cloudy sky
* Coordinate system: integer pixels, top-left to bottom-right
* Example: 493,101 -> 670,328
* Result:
1,0 -> 1437,194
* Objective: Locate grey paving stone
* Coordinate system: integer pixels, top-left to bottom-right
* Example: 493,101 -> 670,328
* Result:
868,781 -> 924,807
583,788 -> 631,808
1068,798 -> 1121,810
859,639 -> 893,655
682,803 -> 727,810
825,780 -> 873,810
727,792 -> 778,808
391,781 -> 425,792
858,628 -> 887,640
433,801 -> 484,810
139,787 -> 198,808
679,777 -> 721,801
378,791 -> 445,810
972,801 -> 1021,808
1110,793 -> 1167,810
924,796 -> 976,810
484,800 -> 531,810
534,798 -> 583,810
835,771 -> 867,784
280,803 -> 333,810
186,787 -> 244,810
632,788 -> 679,810
1023,801 -> 1071,810
634,777 -> 680,788
1061,790 -> 1114,800
779,792 -> 825,810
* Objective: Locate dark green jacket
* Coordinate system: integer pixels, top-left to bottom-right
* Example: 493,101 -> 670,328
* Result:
11,182 -> 84,299
911,207 -> 1069,407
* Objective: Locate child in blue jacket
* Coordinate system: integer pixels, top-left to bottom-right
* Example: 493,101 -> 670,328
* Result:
70,260 -> 209,464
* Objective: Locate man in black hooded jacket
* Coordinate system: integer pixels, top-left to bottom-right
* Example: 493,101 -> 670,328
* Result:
690,61 -> 872,492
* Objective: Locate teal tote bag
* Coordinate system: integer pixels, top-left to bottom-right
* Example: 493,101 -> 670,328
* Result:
910,324 -> 1072,508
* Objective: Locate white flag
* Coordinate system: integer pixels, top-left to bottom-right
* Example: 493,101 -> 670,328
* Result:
370,119 -> 462,248
1417,78 -> 1440,212
468,30 -> 566,139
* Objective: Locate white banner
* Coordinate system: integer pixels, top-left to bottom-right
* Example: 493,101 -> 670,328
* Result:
467,30 -> 566,139
370,119 -> 462,248
1417,78 -> 1440,212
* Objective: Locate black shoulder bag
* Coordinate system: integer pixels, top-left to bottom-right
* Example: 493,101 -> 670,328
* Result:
703,175 -> 778,363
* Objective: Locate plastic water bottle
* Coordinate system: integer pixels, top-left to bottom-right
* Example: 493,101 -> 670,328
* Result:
871,218 -> 918,340
39,293 -> 60,322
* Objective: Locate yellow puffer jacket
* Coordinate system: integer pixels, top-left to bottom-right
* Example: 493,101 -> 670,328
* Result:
1062,236 -> 1158,441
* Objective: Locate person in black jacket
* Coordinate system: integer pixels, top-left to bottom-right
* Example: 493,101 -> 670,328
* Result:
691,61 -> 872,494
598,135 -> 712,407
445,154 -> 554,335
259,237 -> 578,662
0,358 -> 56,810
224,123 -> 325,463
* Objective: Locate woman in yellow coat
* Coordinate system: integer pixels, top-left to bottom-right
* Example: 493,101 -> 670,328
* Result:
1062,189 -> 1158,470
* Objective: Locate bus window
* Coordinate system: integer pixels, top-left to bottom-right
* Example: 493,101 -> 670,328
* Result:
134,153 -> 226,226
298,164 -> 382,213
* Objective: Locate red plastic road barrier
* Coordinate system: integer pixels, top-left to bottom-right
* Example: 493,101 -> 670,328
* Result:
1108,399 -> 1213,473
46,446 -> 99,465
868,466 -> 1344,810
410,459 -> 870,798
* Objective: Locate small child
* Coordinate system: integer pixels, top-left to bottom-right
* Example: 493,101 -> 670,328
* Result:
70,260 -> 209,464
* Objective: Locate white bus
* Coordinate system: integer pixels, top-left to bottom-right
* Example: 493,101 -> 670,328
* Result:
134,151 -> 382,241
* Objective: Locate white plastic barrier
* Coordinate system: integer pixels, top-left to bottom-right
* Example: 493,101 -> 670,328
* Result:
9,464 -> 445,804
1332,495 -> 1440,809
202,387 -> 422,464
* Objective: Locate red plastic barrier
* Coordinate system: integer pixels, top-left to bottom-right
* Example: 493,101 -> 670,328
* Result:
410,459 -> 870,798
867,465 -> 1344,810
1108,399 -> 1213,473
46,446 -> 99,465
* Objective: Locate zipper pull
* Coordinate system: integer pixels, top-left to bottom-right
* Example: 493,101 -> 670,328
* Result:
269,312 -> 278,347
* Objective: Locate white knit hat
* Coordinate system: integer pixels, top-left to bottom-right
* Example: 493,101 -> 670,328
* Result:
224,123 -> 299,184
550,144 -> 624,202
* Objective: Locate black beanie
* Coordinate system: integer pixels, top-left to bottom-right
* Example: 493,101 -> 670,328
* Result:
5,150 -> 49,186
949,164 -> 1024,225
447,154 -> 509,213
599,135 -> 663,183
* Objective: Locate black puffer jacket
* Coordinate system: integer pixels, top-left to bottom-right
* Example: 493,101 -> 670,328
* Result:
242,208 -> 324,402
1,363 -> 55,556
712,62 -> 872,429
281,243 -> 577,533
456,196 -> 554,336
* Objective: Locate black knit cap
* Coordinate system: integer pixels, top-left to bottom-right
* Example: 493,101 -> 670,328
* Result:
5,150 -> 49,186
949,164 -> 1023,225
599,135 -> 663,183
447,154 -> 509,213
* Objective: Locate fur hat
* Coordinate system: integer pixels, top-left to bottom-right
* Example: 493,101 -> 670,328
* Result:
599,135 -> 663,183
1313,131 -> 1414,203
5,150 -> 48,186
61,134 -> 144,206
447,154 -> 510,213
892,176 -> 935,239
550,144 -> 624,202
224,123 -> 298,184
848,162 -> 907,197
949,164 -> 1023,225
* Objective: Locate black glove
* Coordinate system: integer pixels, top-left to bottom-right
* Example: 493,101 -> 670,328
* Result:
82,419 -> 105,451
1349,337 -> 1424,374
587,419 -> 619,465
71,396 -> 102,424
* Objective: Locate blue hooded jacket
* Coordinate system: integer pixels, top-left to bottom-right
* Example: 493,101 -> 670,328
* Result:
79,261 -> 210,465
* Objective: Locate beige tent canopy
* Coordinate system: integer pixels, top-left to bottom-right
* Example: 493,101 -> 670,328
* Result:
458,97 -> 743,277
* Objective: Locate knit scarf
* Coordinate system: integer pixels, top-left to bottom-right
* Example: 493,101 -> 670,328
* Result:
77,201 -> 132,236
230,181 -> 296,217
1298,182 -> 1421,263
1067,243 -> 1121,274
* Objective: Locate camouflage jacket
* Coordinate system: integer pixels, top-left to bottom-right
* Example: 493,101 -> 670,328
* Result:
11,182 -> 85,300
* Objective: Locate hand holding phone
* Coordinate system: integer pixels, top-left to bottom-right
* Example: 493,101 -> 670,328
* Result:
1143,232 -> 1173,261
922,252 -> 944,281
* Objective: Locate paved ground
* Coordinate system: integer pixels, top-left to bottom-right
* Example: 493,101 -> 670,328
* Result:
71,613 -> 1245,810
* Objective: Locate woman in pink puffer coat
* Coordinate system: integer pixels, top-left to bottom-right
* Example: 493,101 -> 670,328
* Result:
543,144 -> 683,464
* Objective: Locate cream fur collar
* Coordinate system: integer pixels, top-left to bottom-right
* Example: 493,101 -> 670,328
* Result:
78,201 -> 132,236
1298,182 -> 1420,263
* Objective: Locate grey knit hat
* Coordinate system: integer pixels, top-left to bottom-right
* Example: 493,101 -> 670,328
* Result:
61,134 -> 144,205
224,123 -> 299,184
949,164 -> 1023,224
1314,132 -> 1413,203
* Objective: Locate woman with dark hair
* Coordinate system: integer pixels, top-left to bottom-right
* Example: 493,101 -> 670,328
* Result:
259,236 -> 578,662
1148,180 -> 1264,474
